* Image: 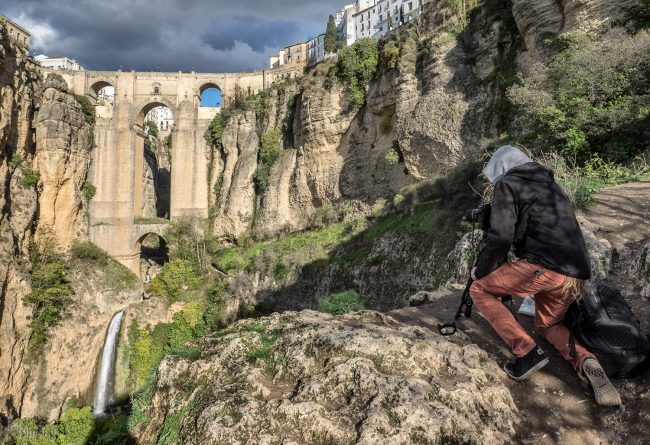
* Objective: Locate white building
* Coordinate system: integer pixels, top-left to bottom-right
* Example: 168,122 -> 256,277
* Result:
307,34 -> 326,65
145,107 -> 174,132
335,4 -> 358,47
34,54 -> 85,71
353,0 -> 426,41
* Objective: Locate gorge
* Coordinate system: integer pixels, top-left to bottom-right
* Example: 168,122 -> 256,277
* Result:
1,0 -> 649,443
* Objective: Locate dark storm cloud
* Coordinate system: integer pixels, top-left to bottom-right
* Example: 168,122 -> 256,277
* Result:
203,16 -> 300,52
0,0 -> 334,72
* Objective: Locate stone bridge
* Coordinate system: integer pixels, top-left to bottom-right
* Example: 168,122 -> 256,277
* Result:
55,65 -> 302,275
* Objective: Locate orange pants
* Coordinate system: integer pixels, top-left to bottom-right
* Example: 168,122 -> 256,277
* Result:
470,260 -> 594,373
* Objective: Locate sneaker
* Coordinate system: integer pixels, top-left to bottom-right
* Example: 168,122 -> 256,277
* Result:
582,358 -> 621,406
504,345 -> 549,380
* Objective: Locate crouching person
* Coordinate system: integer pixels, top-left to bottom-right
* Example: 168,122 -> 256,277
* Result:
469,145 -> 621,406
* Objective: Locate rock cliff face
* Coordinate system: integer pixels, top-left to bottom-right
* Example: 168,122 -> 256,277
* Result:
0,29 -> 143,422
33,75 -> 93,247
512,0 -> 642,57
209,3 -> 500,241
0,26 -> 40,422
136,311 -> 517,445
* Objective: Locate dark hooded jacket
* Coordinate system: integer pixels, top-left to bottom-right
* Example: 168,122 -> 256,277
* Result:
474,162 -> 592,280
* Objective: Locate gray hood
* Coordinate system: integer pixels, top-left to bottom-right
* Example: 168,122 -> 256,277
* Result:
482,145 -> 533,184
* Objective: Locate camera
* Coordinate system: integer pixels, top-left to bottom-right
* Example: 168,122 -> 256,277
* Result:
465,203 -> 491,232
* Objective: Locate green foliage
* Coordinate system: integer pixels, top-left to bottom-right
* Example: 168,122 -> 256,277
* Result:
145,120 -> 159,138
20,167 -> 40,188
381,41 -> 400,70
318,290 -> 366,315
539,152 -> 650,209
72,94 -> 96,126
9,407 -> 94,445
9,153 -> 22,168
203,283 -> 227,332
329,38 -> 379,108
508,30 -> 650,163
82,181 -> 96,200
23,252 -> 74,348
204,113 -> 229,148
163,217 -> 215,272
255,129 -> 283,192
164,134 -> 173,150
325,14 -> 337,54
146,259 -> 201,301
70,241 -> 138,289
446,0 -> 480,21
385,148 -> 400,165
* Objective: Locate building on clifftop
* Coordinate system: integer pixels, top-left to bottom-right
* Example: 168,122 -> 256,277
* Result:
34,54 -> 85,71
0,13 -> 30,50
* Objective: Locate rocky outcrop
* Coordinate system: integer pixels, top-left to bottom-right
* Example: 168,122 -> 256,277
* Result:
0,26 -> 40,424
136,311 -> 517,444
141,136 -> 171,219
512,0 -> 641,56
33,75 -> 93,247
212,111 -> 259,238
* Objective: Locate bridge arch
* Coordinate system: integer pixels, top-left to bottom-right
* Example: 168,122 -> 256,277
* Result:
133,100 -> 176,220
198,83 -> 222,108
88,80 -> 115,104
133,231 -> 169,280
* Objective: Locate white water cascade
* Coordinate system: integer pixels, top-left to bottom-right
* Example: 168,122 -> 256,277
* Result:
93,311 -> 124,416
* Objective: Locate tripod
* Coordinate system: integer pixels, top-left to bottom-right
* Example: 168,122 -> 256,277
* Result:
438,255 -> 516,336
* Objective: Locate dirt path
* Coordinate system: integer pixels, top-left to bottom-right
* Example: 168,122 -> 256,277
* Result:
389,181 -> 650,445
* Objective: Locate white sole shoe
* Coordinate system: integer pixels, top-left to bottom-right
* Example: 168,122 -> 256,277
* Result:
582,358 -> 621,407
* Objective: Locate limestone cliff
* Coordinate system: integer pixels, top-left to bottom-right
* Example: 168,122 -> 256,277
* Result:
208,2 -> 504,241
33,74 -> 93,247
0,25 -> 40,422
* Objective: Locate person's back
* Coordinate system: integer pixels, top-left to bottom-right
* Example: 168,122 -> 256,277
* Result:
470,145 -> 621,406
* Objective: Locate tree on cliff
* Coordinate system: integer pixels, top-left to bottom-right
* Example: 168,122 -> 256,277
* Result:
325,15 -> 337,54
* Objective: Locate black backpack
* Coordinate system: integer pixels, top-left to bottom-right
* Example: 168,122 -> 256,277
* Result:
565,284 -> 650,379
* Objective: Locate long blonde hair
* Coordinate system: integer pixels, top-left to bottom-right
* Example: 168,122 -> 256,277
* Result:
562,277 -> 586,300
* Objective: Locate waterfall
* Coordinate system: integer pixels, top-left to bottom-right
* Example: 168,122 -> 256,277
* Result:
93,311 -> 124,416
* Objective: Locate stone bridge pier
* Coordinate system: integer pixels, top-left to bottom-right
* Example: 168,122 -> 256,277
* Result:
56,66 -> 304,276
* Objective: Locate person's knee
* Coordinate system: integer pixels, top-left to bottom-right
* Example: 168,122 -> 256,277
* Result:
470,280 -> 489,307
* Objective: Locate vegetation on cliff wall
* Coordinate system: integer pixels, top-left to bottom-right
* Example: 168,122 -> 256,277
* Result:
326,38 -> 379,108
509,30 -> 650,163
24,242 -> 75,349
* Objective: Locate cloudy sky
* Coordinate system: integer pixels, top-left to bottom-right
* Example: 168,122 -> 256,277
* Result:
0,0 -> 334,72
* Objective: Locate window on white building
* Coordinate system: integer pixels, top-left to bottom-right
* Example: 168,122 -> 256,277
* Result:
409,1 -> 413,10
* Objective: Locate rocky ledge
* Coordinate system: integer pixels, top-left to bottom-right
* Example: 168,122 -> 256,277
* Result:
136,310 -> 517,444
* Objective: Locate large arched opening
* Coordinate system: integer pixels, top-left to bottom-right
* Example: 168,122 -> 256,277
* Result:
89,80 -> 115,105
199,83 -> 222,108
135,233 -> 169,282
134,102 -> 174,221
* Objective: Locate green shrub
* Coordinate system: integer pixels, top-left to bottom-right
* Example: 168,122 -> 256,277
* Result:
385,148 -> 399,165
9,153 -> 22,168
21,167 -> 40,188
318,290 -> 366,315
82,181 -> 96,200
146,259 -> 201,301
70,241 -> 108,264
255,129 -> 283,192
72,94 -> 95,126
145,121 -> 159,138
23,259 -> 75,348
204,113 -> 229,148
9,406 -> 93,445
508,30 -> 650,163
330,38 -> 379,108
381,41 -> 400,70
